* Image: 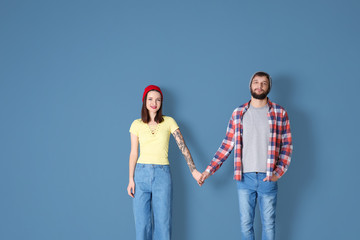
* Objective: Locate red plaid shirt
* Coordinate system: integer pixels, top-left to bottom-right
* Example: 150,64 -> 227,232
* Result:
206,99 -> 293,181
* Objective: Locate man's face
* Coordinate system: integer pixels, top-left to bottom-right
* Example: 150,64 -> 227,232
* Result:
250,76 -> 270,100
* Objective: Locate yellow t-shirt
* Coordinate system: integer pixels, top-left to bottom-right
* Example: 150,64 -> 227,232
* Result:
129,116 -> 179,165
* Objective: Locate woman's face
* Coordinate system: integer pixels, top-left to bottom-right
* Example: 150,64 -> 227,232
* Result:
146,90 -> 162,114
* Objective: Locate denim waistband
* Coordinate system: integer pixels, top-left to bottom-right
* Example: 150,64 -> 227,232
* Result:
243,172 -> 266,175
136,163 -> 170,169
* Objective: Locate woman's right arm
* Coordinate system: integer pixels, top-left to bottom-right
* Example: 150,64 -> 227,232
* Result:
127,133 -> 139,198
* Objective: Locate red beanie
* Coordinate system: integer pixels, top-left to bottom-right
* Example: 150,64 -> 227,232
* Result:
142,85 -> 163,102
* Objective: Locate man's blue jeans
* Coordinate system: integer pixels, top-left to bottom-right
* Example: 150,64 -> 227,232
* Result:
133,164 -> 172,240
237,173 -> 278,240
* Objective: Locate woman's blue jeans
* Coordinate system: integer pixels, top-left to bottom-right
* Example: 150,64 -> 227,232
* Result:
237,173 -> 278,240
133,164 -> 172,240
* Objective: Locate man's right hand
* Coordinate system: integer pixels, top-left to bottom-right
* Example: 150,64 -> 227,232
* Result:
199,171 -> 211,186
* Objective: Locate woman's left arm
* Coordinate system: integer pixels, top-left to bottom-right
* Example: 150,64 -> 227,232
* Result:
172,129 -> 202,183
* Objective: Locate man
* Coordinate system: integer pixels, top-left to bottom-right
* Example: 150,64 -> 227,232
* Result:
199,71 -> 293,240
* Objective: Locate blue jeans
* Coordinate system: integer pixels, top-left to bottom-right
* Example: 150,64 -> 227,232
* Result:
237,173 -> 278,240
133,164 -> 172,240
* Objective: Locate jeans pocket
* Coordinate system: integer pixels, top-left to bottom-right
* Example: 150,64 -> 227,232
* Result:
160,165 -> 170,173
264,180 -> 278,193
134,165 -> 146,183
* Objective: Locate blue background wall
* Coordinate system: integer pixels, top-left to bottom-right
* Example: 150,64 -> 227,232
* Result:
1,0 -> 359,239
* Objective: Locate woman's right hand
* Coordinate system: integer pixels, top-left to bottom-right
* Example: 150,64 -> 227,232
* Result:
127,179 -> 135,198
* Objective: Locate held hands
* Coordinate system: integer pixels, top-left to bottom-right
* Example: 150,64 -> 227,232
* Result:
127,179 -> 135,198
191,169 -> 210,187
198,171 -> 210,186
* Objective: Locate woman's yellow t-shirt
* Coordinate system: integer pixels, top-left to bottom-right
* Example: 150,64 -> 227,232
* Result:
129,116 -> 179,165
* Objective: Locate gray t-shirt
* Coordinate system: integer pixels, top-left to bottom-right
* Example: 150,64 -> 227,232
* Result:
242,104 -> 270,173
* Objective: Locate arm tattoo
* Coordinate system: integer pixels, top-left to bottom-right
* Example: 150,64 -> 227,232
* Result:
172,129 -> 196,173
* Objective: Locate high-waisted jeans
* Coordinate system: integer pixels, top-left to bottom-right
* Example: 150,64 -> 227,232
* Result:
133,164 -> 172,240
237,173 -> 278,240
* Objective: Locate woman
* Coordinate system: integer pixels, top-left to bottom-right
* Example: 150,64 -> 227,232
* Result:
127,85 -> 201,240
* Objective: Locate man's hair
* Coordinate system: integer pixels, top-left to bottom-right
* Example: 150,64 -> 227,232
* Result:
251,71 -> 271,82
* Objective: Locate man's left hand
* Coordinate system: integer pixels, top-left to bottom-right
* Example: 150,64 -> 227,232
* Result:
263,175 -> 279,182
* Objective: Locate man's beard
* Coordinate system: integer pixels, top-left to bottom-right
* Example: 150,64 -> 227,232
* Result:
251,88 -> 269,100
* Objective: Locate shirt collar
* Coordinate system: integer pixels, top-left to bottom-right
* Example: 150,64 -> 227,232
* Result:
245,98 -> 273,111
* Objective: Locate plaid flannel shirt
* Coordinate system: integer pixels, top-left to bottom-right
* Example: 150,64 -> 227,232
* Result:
206,99 -> 293,181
